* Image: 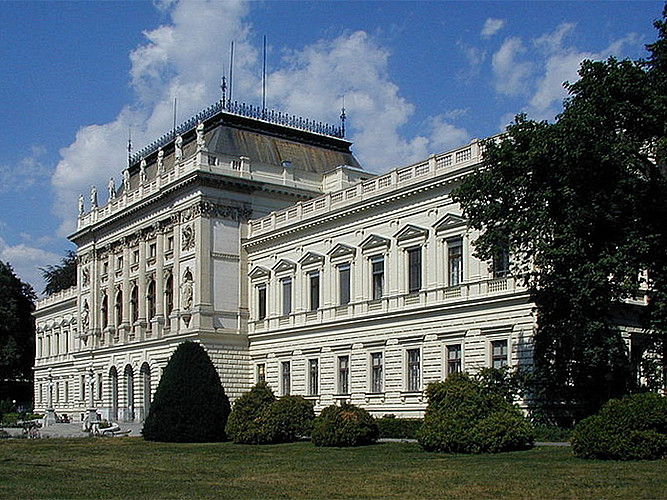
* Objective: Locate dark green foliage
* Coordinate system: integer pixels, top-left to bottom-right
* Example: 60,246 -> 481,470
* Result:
261,395 -> 315,443
0,262 -> 35,394
532,425 -> 572,443
225,382 -> 276,444
571,393 -> 667,460
453,6 -> 667,419
226,385 -> 314,444
311,403 -> 378,447
418,373 -> 534,454
40,250 -> 77,296
376,415 -> 423,439
142,342 -> 231,442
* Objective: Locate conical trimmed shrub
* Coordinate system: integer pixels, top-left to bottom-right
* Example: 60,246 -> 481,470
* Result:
142,342 -> 230,442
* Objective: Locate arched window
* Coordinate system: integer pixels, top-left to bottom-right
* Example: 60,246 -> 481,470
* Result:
147,280 -> 156,320
165,274 -> 173,317
109,366 -> 118,421
140,362 -> 152,418
130,285 -> 139,323
115,289 -> 123,326
101,294 -> 108,329
124,364 -> 134,421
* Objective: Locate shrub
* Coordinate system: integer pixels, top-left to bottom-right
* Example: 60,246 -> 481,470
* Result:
417,373 -> 534,453
376,415 -> 423,439
226,382 -> 276,444
571,393 -> 667,460
311,403 -> 378,447
261,395 -> 315,443
142,342 -> 231,443
532,424 -> 572,442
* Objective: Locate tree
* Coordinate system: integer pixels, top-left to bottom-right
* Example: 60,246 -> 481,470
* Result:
453,7 -> 667,421
142,342 -> 231,442
0,261 -> 36,401
41,250 -> 77,295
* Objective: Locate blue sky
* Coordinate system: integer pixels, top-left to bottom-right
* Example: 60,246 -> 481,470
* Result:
0,0 -> 663,293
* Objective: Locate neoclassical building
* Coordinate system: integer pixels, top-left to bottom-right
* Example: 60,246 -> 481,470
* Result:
34,101 -> 535,421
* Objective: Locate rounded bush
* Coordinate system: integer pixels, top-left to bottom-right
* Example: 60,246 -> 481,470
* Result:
417,373 -> 534,453
226,382 -> 276,444
571,393 -> 667,460
261,395 -> 315,443
376,415 -> 423,439
311,403 -> 378,447
142,342 -> 231,443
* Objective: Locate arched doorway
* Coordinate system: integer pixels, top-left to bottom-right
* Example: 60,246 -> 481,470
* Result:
140,362 -> 152,420
124,364 -> 134,421
109,366 -> 118,421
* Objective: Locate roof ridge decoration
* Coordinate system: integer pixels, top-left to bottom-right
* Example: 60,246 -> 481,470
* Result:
129,100 -> 345,165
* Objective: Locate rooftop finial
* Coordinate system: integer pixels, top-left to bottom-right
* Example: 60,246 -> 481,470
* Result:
127,127 -> 132,168
340,96 -> 346,138
221,74 -> 227,107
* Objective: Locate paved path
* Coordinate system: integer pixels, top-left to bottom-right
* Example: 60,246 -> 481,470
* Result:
2,421 -> 144,439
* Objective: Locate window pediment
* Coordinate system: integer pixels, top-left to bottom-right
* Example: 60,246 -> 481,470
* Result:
249,266 -> 271,279
272,259 -> 297,273
360,234 -> 391,251
298,252 -> 325,266
434,213 -> 466,233
394,224 -> 429,243
328,243 -> 356,259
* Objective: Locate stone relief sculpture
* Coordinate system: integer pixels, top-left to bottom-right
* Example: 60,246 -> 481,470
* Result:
81,300 -> 90,331
78,194 -> 85,215
123,169 -> 131,192
175,135 -> 183,163
157,148 -> 165,175
196,122 -> 205,150
81,267 -> 89,287
108,177 -> 116,200
181,224 -> 195,251
181,268 -> 194,327
90,185 -> 98,209
140,158 -> 148,184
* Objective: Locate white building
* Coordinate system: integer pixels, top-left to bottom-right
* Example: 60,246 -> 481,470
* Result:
34,101 -> 534,421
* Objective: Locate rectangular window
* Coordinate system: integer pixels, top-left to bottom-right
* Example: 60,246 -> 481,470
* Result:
55,382 -> 60,403
257,284 -> 267,320
339,264 -> 351,305
308,359 -> 319,395
149,243 -> 157,258
281,361 -> 291,395
282,278 -> 292,316
309,271 -> 320,311
117,256 -> 123,269
493,247 -> 510,279
408,247 -> 422,293
167,236 -> 174,251
448,238 -> 463,286
492,340 -> 509,368
133,250 -> 139,263
64,381 -> 69,403
371,256 -> 384,300
80,375 -> 86,401
338,355 -> 350,394
257,363 -> 266,383
447,344 -> 462,375
102,261 -> 109,275
407,349 -> 421,391
371,352 -> 383,393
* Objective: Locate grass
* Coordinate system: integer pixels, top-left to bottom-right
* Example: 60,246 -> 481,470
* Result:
0,439 -> 665,498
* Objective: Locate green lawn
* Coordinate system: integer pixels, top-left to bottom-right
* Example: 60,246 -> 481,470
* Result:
0,439 -> 664,499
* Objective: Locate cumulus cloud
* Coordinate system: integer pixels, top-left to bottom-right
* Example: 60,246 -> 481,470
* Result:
52,0 -> 252,236
492,37 -> 534,96
0,146 -> 51,193
481,18 -> 506,38
51,0 -> 471,236
0,236 -> 61,294
491,23 -> 643,124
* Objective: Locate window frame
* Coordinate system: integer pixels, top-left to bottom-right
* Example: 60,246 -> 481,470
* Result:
309,270 -> 320,311
308,358 -> 319,395
406,348 -> 421,392
407,246 -> 422,293
446,343 -> 463,377
370,352 -> 384,393
371,255 -> 385,301
491,339 -> 509,369
281,361 -> 291,396
256,363 -> 266,383
447,237 -> 463,287
338,355 -> 350,394
281,277 -> 292,316
257,283 -> 267,320
338,263 -> 351,306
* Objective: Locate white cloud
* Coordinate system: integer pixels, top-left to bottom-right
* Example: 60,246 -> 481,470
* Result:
51,0 -> 253,236
481,18 -> 506,39
50,0 -> 472,237
492,37 -> 534,96
0,236 -> 61,294
0,145 -> 51,193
